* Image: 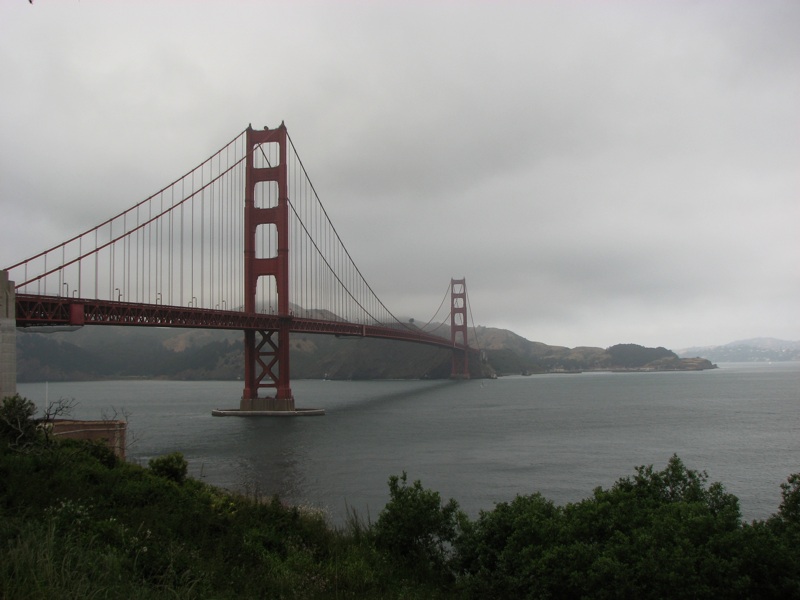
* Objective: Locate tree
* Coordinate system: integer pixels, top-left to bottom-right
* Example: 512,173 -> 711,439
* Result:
456,492 -> 561,598
0,394 -> 38,450
457,456 -> 751,598
776,473 -> 800,528
373,472 -> 466,579
148,452 -> 188,484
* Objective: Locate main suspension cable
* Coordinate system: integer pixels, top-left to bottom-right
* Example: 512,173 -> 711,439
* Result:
418,282 -> 452,331
285,131 -> 413,330
466,286 -> 482,352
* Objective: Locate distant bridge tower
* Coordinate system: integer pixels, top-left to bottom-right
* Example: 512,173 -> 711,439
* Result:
241,124 -> 294,411
450,278 -> 470,379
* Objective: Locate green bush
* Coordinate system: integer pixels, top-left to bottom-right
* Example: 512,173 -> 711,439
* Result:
456,492 -> 562,598
776,473 -> 800,529
0,395 -> 38,450
59,437 -> 119,468
2,431 -> 800,599
148,452 -> 188,484
374,472 -> 466,580
456,456 -> 758,599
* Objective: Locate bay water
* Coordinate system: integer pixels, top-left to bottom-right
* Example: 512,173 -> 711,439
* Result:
18,362 -> 799,525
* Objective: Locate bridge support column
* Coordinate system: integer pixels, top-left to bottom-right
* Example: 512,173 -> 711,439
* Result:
450,278 -> 470,379
0,271 -> 16,399
241,326 -> 294,411
230,123 -> 320,415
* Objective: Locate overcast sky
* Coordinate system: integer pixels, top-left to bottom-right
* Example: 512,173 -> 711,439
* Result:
1,1 -> 798,350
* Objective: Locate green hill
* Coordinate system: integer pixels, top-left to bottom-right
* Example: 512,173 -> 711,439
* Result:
15,325 -> 714,382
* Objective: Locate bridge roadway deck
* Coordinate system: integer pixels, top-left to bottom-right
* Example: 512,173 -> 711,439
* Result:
15,294 -> 465,351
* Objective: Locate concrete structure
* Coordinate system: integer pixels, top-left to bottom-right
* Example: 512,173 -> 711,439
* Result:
49,419 -> 127,459
0,270 -> 15,399
212,407 -> 325,417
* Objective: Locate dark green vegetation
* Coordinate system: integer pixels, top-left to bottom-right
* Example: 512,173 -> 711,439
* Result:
478,332 -> 715,375
2,395 -> 799,598
17,325 -> 713,382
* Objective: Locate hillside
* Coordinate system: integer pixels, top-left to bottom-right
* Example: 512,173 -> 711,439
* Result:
16,323 -> 714,382
678,338 -> 800,363
472,327 -> 714,375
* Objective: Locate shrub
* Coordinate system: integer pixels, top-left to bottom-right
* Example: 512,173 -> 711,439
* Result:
456,492 -> 562,598
0,395 -> 38,450
148,452 -> 188,484
457,456 -> 750,598
374,472 -> 465,579
777,473 -> 800,528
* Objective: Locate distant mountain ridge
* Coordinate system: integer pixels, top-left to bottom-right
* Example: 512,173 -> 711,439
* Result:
470,327 -> 714,375
16,323 -> 716,382
677,338 -> 800,362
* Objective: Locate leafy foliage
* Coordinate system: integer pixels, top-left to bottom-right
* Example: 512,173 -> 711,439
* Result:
148,452 -> 188,484
374,472 -> 466,580
456,455 -> 799,599
777,473 -> 800,527
0,394 -> 38,450
1,401 -> 799,598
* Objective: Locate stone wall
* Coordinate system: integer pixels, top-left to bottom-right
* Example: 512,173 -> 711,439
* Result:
50,419 -> 127,459
0,270 -> 15,399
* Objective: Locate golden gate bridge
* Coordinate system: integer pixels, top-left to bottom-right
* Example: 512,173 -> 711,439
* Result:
4,123 -> 477,415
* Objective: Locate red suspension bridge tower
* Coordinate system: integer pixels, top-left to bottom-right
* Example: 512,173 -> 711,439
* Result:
241,124 -> 294,411
450,278 -> 470,379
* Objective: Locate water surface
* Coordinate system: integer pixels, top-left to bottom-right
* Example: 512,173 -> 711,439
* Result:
19,362 -> 800,524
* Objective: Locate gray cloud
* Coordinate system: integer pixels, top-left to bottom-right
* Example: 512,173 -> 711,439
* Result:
1,0 -> 798,350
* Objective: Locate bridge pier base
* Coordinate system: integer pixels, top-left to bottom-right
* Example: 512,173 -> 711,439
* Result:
213,403 -> 325,417
239,396 -> 295,412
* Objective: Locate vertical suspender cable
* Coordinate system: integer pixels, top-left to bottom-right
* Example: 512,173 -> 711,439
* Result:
202,162 -> 206,308
191,170 -> 195,305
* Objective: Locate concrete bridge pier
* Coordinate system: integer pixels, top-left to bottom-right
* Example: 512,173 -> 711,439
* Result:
0,270 -> 16,399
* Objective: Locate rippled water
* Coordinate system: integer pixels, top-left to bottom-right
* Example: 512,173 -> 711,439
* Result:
18,362 -> 800,524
